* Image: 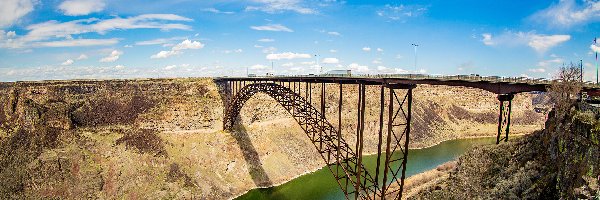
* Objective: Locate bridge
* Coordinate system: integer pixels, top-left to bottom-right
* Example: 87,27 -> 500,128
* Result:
215,75 -> 598,200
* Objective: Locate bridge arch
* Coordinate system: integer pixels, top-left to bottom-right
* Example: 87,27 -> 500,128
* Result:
223,82 -> 379,199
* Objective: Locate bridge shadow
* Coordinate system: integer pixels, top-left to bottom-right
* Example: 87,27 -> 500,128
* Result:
216,81 -> 273,187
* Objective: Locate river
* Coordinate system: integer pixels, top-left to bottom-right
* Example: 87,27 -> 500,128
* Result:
236,137 -> 496,200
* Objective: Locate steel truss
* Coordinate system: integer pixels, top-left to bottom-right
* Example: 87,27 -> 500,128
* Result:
496,94 -> 514,144
222,81 -> 414,200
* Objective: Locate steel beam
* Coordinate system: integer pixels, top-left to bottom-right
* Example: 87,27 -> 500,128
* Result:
496,93 -> 514,144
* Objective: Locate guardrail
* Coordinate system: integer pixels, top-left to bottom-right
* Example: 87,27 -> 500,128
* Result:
226,74 -> 600,88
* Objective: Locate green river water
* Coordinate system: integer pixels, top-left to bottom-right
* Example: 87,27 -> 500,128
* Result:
236,137 -> 496,200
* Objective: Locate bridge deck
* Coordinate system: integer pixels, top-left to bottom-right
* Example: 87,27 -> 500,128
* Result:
216,75 -> 600,94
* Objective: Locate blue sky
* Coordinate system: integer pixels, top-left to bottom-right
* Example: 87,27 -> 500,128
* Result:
0,0 -> 600,81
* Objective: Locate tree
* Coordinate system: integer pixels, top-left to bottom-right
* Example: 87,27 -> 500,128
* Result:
547,62 -> 583,120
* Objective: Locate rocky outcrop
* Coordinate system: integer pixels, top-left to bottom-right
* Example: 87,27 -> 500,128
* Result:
411,103 -> 600,199
0,78 -> 545,199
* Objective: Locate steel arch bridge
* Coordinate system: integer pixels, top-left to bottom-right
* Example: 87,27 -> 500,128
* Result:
221,80 -> 414,199
216,76 -> 599,199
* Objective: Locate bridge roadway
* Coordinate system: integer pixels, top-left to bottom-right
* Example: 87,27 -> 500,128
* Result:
215,75 -> 599,200
218,75 -> 599,94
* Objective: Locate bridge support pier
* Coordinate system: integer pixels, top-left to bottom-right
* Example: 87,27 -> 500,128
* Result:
496,93 -> 514,144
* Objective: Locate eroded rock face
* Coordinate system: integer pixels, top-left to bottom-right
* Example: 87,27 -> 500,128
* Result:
0,78 -> 546,199
411,103 -> 600,199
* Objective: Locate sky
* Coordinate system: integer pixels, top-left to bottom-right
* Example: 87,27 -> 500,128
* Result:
1,0 -> 600,82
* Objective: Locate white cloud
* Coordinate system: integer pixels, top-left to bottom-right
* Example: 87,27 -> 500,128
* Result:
520,74 -> 531,78
151,39 -> 204,59
58,0 -> 105,16
348,63 -> 369,73
528,34 -> 571,53
150,50 -> 181,59
329,49 -> 337,53
61,59 -> 74,66
262,46 -> 277,54
327,31 -> 340,36
396,54 -> 403,59
592,43 -> 600,53
6,31 -> 16,38
222,49 -> 243,54
250,24 -> 293,32
537,58 -> 564,67
0,0 -> 36,28
201,8 -> 234,14
300,61 -> 315,65
100,50 -> 123,62
77,54 -> 88,60
362,47 -> 371,52
377,66 -> 408,74
123,45 -> 132,48
0,64 -> 223,81
164,65 -> 177,70
481,33 -> 494,45
376,4 -> 428,21
372,59 -> 382,64
528,68 -> 546,73
0,14 -> 192,48
102,15 -> 190,33
135,37 -> 187,46
481,31 -> 571,53
266,52 -> 311,60
531,0 -> 600,28
250,64 -> 269,70
254,44 -> 264,48
258,38 -> 274,42
282,62 -> 294,67
32,38 -> 119,47
245,0 -> 316,14
172,39 -> 204,50
322,57 -> 339,64
377,48 -> 384,52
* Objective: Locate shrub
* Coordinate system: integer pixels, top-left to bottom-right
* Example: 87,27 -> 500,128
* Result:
72,95 -> 154,127
115,128 -> 166,156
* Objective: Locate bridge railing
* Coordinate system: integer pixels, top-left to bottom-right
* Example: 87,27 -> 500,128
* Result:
244,73 -> 600,88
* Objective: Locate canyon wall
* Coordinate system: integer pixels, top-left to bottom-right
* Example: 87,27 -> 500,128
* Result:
0,78 -> 545,199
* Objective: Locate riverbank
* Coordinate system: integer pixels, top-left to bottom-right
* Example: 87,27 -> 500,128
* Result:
400,161 -> 457,199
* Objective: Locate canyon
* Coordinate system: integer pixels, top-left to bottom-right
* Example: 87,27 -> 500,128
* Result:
0,78 -> 545,199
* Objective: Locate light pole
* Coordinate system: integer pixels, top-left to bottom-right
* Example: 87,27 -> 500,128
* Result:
595,37 -> 598,84
411,43 -> 419,73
